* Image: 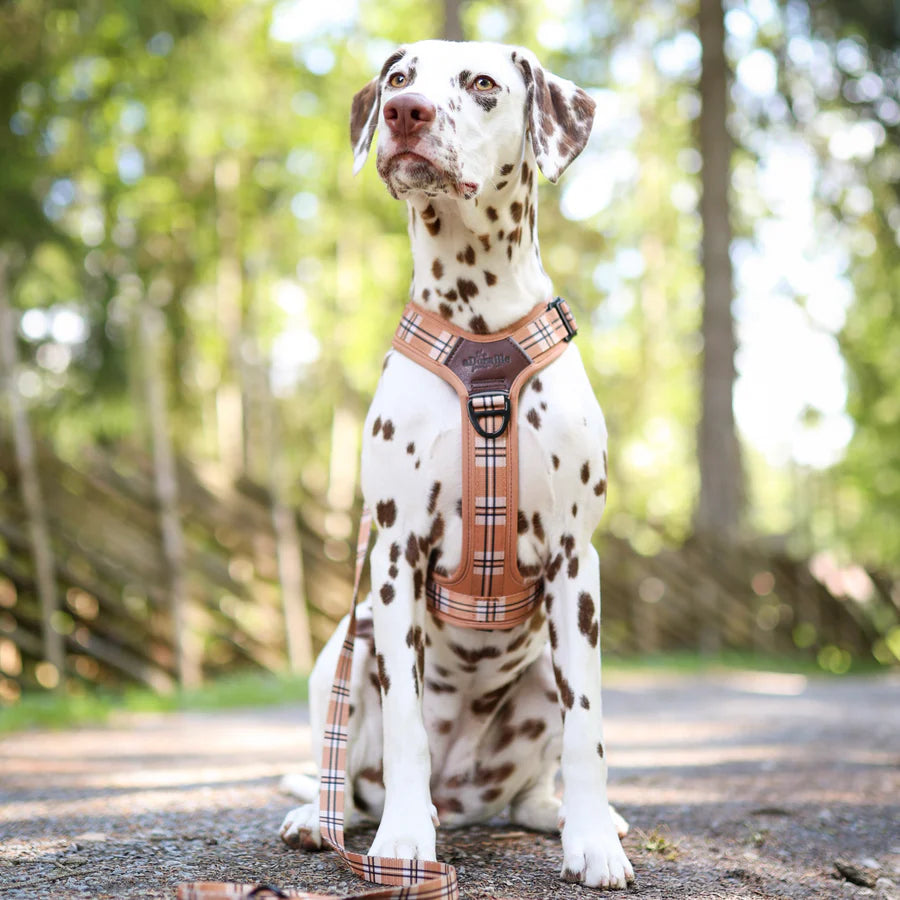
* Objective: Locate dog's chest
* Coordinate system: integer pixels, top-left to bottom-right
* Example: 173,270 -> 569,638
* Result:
360,340 -> 607,581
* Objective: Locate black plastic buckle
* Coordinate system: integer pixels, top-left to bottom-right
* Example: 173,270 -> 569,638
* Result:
246,886 -> 288,899
467,392 -> 511,439
548,296 -> 577,342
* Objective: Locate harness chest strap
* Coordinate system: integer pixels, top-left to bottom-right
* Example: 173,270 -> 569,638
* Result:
391,297 -> 577,629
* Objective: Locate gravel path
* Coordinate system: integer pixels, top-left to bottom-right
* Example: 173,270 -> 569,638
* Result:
1,671 -> 898,899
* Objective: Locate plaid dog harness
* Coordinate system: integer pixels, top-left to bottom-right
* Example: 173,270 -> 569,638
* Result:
177,299 -> 577,900
392,297 -> 577,629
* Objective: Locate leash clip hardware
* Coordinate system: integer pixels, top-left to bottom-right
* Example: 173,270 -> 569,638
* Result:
548,296 -> 577,342
467,391 -> 511,439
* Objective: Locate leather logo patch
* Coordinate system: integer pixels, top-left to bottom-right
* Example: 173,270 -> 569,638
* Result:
446,337 -> 532,393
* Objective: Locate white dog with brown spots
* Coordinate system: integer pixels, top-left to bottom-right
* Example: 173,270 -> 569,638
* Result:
281,40 -> 635,891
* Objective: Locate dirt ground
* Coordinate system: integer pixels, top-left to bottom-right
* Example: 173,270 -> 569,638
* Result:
1,670 -> 898,900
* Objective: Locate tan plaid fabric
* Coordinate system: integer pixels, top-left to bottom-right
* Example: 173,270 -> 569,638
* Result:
392,298 -> 577,629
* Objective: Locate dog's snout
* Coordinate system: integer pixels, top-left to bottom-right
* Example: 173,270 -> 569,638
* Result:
383,93 -> 436,139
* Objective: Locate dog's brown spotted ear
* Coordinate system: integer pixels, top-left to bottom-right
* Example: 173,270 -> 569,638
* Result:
350,48 -> 407,175
513,49 -> 596,183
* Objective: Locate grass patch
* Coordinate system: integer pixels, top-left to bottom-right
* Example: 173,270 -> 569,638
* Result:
0,669 -> 308,734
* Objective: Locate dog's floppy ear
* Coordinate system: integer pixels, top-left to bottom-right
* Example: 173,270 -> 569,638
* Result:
349,48 -> 407,175
513,49 -> 596,183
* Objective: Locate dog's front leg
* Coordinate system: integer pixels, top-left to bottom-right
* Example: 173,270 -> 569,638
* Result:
546,538 -> 634,890
367,526 -> 437,860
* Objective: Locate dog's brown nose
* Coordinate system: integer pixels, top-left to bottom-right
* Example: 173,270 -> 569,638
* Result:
383,93 -> 436,139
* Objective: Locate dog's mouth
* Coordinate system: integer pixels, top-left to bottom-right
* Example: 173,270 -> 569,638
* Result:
378,145 -> 474,200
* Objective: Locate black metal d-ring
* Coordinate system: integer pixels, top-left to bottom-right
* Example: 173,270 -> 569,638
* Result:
467,392 -> 511,439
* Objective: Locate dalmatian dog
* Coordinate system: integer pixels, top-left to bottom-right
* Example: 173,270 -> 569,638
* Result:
280,40 -> 634,891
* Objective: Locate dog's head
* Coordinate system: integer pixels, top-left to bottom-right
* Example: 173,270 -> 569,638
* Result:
350,40 -> 596,200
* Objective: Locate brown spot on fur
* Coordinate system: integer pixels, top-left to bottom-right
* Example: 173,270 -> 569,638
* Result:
481,787 -> 503,803
359,765 -> 384,785
389,542 -> 401,563
472,684 -> 511,716
561,534 -> 576,558
494,728 -> 516,752
532,376 -> 543,392
548,620 -> 558,649
531,512 -> 545,542
427,481 -> 441,515
372,416 -> 382,436
469,315 -> 489,334
552,454 -> 560,470
382,420 -> 394,440
388,565 -> 398,579
439,303 -> 453,320
521,162 -> 530,184
520,719 -> 546,739
510,201 -> 523,223
500,163 -> 515,176
422,203 -> 436,220
450,643 -> 501,665
413,569 -> 424,600
380,583 -> 395,604
553,663 -> 574,709
432,258 -> 444,279
464,245 -> 476,265
581,461 -> 590,484
376,654 -> 391,694
507,631 -> 528,652
406,532 -> 420,566
484,270 -> 497,286
499,655 -> 525,672
474,761 -> 515,784
572,503 -> 578,517
486,206 -> 498,222
457,278 -> 479,302
526,408 -> 541,430
376,499 -> 397,528
547,552 -> 563,581
496,180 -> 508,190
580,694 -> 591,710
437,797 -> 464,814
568,557 -> 579,579
545,593 -> 554,612
597,742 -> 605,758
479,234 -> 491,252
426,679 -> 457,694
594,479 -> 607,496
436,719 -> 453,735
517,510 -> 528,534
406,443 -> 415,455
426,218 -> 441,236
578,592 -> 596,636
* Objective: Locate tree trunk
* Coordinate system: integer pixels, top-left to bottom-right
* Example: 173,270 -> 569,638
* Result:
696,0 -> 743,541
0,253 -> 65,688
442,0 -> 464,41
138,298 -> 199,689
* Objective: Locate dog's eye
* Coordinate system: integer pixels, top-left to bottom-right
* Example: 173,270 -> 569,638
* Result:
388,72 -> 407,88
473,75 -> 497,91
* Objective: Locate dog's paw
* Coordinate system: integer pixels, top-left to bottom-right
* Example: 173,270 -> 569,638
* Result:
279,803 -> 323,851
510,791 -> 561,833
561,822 -> 634,890
368,806 -> 436,861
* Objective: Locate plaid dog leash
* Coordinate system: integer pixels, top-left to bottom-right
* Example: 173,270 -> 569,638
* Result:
177,510 -> 458,900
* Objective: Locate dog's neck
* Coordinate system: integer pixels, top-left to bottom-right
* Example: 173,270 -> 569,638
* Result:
405,152 -> 551,334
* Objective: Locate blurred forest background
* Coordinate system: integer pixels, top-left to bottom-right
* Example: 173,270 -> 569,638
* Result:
1,0 -> 899,707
